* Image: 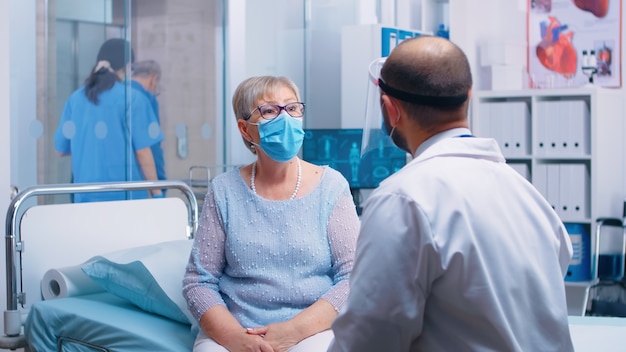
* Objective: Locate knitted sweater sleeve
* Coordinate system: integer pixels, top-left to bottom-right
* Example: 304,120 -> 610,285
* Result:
182,188 -> 228,322
320,191 -> 360,311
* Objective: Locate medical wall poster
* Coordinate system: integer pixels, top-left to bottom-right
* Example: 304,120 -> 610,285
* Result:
528,0 -> 621,88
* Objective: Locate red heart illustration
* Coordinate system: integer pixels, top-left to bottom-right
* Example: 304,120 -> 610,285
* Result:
536,16 -> 578,77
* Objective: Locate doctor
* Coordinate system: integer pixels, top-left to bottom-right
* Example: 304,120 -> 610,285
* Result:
131,60 -> 167,191
329,36 -> 574,351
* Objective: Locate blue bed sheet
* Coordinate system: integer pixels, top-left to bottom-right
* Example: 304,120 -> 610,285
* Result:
25,292 -> 195,351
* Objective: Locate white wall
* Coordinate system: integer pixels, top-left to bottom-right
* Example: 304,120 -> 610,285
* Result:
9,0 -> 37,193
0,0 -> 11,206
0,0 -> 11,340
450,0 -> 527,91
56,0 -> 113,22
224,0 -> 251,167
1,1 -> 36,346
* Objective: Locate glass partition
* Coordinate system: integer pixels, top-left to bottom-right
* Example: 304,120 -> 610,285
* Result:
31,0 -> 387,203
222,0 -> 374,166
38,0 -> 222,203
127,0 -> 221,192
40,0 -> 130,203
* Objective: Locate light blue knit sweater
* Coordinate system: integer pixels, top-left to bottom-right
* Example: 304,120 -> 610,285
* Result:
183,166 -> 360,327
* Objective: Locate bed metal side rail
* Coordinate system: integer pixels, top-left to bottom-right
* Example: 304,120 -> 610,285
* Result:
3,180 -> 198,337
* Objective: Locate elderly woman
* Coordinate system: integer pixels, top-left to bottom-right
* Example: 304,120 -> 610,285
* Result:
183,76 -> 360,352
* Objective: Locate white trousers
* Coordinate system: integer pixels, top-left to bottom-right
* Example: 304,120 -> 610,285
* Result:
193,329 -> 334,352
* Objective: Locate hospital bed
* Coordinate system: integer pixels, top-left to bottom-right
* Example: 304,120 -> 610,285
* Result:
0,180 -> 199,351
3,179 -> 624,351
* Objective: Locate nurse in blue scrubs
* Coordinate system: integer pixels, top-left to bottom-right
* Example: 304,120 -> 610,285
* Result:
54,38 -> 164,202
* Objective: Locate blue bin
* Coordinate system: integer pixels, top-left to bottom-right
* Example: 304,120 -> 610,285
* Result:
565,223 -> 591,282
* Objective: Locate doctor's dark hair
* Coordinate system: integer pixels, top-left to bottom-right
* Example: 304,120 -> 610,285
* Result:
84,38 -> 135,104
232,76 -> 301,154
380,36 -> 472,128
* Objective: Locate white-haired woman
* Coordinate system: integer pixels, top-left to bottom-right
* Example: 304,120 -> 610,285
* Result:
184,76 -> 360,352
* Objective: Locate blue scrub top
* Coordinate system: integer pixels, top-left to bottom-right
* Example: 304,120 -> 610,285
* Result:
131,80 -> 166,182
54,81 -> 163,202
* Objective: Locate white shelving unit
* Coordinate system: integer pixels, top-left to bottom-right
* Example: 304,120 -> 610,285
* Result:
471,87 -> 625,315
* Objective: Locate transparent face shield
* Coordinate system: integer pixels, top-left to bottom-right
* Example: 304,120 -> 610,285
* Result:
361,57 -> 397,158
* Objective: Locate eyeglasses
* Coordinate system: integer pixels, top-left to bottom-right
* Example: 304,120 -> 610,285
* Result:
245,102 -> 305,120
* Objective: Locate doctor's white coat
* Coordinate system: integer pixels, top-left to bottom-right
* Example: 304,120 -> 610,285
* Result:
330,128 -> 574,352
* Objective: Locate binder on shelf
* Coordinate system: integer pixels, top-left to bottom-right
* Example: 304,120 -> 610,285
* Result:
545,101 -> 560,156
519,102 -> 531,156
533,163 -> 549,202
507,101 -> 530,157
569,163 -> 590,218
534,101 -> 548,155
547,101 -> 560,154
555,101 -> 568,155
547,163 -> 560,213
489,103 -> 507,155
565,100 -> 590,156
559,163 -> 571,219
495,103 -> 511,155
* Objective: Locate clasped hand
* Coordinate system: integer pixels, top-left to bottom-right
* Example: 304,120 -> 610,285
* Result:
243,321 -> 300,352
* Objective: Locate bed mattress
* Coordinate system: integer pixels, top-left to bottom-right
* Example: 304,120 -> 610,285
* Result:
25,292 -> 195,351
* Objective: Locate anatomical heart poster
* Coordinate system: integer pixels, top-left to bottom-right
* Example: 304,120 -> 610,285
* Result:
529,0 -> 621,88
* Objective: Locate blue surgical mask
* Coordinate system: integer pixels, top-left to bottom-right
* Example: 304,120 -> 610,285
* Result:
250,112 -> 304,162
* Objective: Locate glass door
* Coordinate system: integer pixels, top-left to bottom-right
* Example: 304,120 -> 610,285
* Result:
32,0 -> 395,204
41,0 -> 131,203
37,0 -> 223,203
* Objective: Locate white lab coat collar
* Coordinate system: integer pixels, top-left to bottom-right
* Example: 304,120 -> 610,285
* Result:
412,127 -> 505,163
413,127 -> 472,157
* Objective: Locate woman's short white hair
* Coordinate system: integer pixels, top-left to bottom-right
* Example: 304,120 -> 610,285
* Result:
232,76 -> 301,153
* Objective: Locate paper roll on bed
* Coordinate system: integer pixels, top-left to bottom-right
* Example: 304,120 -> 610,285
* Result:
41,265 -> 104,300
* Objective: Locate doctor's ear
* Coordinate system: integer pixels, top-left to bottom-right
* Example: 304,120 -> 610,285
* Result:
381,95 -> 401,124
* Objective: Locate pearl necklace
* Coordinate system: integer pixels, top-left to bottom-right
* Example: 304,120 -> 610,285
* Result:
251,158 -> 302,200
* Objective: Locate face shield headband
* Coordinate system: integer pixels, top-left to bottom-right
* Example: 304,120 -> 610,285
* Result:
377,78 -> 468,108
